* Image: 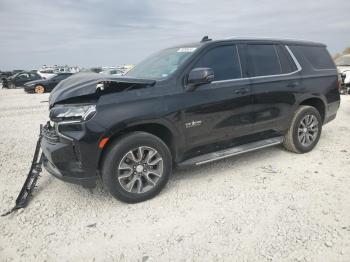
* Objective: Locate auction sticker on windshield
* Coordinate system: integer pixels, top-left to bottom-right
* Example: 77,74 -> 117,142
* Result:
177,47 -> 197,52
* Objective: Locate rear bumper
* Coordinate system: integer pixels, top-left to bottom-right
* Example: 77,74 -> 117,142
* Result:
324,100 -> 340,125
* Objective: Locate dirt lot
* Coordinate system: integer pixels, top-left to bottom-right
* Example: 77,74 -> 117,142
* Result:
0,89 -> 350,261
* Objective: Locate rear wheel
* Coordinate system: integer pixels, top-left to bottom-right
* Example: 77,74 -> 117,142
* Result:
283,105 -> 322,153
102,132 -> 172,203
34,85 -> 45,94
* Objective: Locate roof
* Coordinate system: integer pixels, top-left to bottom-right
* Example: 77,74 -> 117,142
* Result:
222,37 -> 325,47
177,37 -> 325,47
167,37 -> 326,51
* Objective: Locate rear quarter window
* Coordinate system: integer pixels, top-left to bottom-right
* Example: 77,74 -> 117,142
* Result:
296,46 -> 335,70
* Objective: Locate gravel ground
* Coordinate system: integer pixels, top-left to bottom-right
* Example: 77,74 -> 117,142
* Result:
0,89 -> 350,262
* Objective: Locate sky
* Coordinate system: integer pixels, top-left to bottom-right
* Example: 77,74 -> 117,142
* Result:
0,0 -> 349,70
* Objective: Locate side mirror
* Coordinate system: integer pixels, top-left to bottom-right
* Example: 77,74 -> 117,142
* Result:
187,67 -> 214,91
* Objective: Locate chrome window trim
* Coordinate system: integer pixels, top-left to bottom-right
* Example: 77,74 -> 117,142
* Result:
235,45 -> 244,78
285,45 -> 302,72
211,45 -> 302,84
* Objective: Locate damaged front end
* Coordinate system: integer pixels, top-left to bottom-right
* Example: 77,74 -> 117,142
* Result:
3,73 -> 157,215
43,73 -> 158,184
49,72 -> 156,107
43,73 -> 159,186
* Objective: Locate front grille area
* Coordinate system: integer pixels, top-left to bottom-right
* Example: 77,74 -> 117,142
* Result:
42,123 -> 60,143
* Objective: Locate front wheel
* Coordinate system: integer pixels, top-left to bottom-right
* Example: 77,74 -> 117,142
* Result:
102,132 -> 172,203
283,105 -> 322,153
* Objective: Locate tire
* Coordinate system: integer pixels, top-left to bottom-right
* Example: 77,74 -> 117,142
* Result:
34,85 -> 45,94
101,132 -> 172,203
283,105 -> 322,153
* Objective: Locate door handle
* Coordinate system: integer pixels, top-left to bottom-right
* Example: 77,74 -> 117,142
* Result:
234,88 -> 249,94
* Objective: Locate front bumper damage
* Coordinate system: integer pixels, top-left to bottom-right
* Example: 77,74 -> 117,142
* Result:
41,121 -> 100,188
2,121 -> 102,215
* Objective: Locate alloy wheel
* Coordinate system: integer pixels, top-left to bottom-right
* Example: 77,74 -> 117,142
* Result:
35,85 -> 45,94
297,114 -> 319,147
117,146 -> 163,194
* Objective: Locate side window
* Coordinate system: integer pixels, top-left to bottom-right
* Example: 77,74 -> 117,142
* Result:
296,46 -> 335,70
276,45 -> 297,73
245,44 -> 282,77
18,73 -> 29,80
30,73 -> 39,79
194,45 -> 242,81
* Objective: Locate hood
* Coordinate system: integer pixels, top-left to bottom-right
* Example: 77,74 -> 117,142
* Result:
49,72 -> 156,107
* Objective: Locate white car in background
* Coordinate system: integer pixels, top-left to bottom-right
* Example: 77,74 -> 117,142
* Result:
99,67 -> 124,75
37,66 -> 80,79
37,69 -> 56,79
336,54 -> 350,93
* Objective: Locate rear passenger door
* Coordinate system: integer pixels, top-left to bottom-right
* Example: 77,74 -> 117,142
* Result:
239,43 -> 301,136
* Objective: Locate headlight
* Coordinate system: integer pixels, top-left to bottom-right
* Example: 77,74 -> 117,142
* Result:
50,104 -> 96,122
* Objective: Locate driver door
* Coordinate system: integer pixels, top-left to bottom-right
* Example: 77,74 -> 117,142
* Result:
180,44 -> 254,156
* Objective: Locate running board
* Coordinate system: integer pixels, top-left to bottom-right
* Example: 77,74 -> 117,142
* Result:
178,136 -> 284,168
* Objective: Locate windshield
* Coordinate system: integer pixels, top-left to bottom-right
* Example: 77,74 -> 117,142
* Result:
336,55 -> 350,66
126,46 -> 198,79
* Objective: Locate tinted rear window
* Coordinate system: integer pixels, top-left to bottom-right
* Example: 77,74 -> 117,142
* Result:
297,46 -> 334,70
194,45 -> 242,81
244,44 -> 282,77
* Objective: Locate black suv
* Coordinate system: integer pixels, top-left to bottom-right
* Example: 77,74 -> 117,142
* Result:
42,37 -> 340,203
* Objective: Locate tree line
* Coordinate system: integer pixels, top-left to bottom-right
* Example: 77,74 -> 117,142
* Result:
333,47 -> 350,60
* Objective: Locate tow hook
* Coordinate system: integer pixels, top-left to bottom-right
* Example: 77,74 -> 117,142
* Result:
2,125 -> 44,216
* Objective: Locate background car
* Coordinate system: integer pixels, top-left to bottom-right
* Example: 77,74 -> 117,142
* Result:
99,67 -> 124,75
2,71 -> 42,88
23,73 -> 73,94
336,54 -> 350,94
0,71 -> 13,88
37,68 -> 56,79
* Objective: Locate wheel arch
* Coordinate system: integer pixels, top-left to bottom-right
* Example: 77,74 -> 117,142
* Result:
299,97 -> 326,123
97,121 -> 178,172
